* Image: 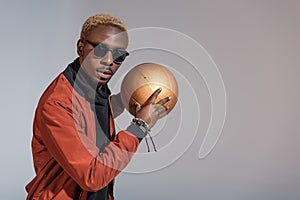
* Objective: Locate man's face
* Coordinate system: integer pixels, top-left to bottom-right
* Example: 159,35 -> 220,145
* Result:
77,25 -> 128,85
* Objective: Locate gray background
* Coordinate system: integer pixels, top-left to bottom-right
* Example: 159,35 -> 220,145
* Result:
1,0 -> 299,199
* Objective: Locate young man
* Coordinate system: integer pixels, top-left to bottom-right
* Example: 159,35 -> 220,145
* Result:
26,13 -> 170,200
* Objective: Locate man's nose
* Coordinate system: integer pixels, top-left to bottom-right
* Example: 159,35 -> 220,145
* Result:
100,51 -> 113,66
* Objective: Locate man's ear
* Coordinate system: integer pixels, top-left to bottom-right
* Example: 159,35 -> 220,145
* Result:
77,39 -> 84,56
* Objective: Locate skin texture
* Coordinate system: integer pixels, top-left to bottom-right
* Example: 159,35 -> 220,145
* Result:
76,25 -> 170,128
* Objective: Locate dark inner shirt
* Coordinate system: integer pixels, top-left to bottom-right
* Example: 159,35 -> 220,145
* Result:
63,58 -> 111,200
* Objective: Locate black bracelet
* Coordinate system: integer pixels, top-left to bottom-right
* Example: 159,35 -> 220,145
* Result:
131,118 -> 157,152
131,118 -> 150,132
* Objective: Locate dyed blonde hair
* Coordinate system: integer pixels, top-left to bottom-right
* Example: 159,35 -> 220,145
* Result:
80,13 -> 128,40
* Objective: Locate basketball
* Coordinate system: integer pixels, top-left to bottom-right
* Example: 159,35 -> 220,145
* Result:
120,63 -> 178,118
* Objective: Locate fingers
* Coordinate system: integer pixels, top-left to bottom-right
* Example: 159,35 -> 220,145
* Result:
154,103 -> 169,115
144,88 -> 162,105
134,102 -> 141,113
157,96 -> 171,105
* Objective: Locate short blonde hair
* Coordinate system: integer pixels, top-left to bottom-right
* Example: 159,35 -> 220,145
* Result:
80,13 -> 128,40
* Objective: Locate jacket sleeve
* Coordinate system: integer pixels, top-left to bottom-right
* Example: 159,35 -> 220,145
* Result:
110,94 -> 125,119
37,99 -> 139,192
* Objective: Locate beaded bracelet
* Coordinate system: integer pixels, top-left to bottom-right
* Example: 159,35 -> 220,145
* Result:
131,118 -> 157,152
132,118 -> 150,132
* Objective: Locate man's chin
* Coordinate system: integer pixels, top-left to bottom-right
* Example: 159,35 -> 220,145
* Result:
97,77 -> 110,85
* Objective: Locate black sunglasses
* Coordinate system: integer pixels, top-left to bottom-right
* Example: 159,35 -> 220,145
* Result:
82,39 -> 129,64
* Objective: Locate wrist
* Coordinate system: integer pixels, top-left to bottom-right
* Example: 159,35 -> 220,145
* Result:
132,118 -> 150,131
127,118 -> 157,152
126,118 -> 149,142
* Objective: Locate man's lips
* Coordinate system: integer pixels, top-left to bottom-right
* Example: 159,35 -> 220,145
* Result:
96,69 -> 112,80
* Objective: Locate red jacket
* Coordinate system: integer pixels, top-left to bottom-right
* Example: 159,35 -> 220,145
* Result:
26,72 -> 140,199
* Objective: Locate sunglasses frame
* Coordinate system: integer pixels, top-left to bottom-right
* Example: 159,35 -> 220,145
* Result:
81,39 -> 129,64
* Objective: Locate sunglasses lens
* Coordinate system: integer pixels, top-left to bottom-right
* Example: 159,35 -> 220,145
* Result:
113,50 -> 129,63
90,41 -> 129,63
93,44 -> 108,58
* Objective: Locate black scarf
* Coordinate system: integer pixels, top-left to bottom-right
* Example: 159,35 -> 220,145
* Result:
63,58 -> 111,200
